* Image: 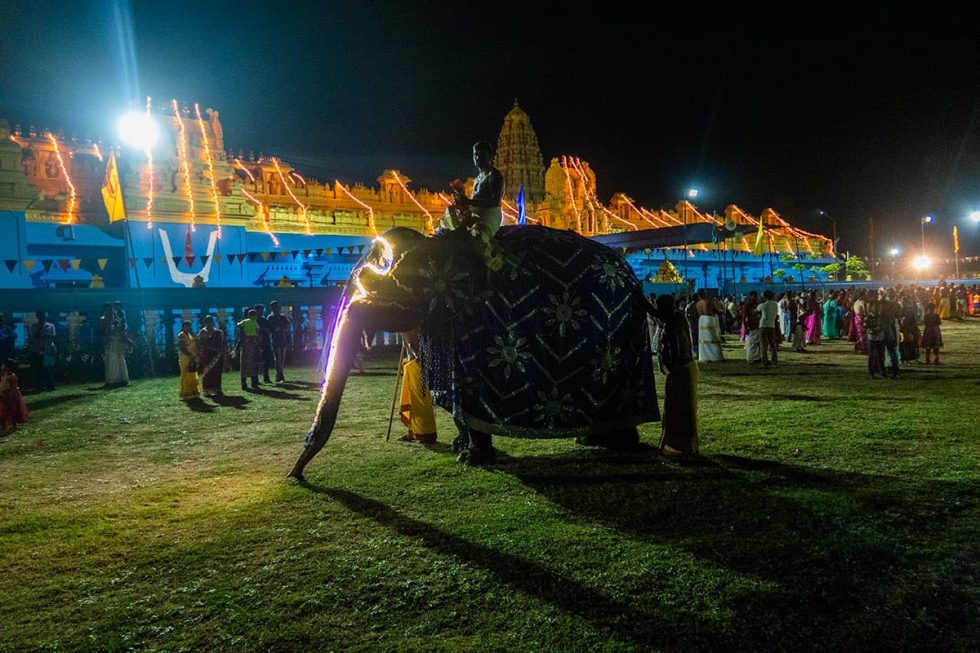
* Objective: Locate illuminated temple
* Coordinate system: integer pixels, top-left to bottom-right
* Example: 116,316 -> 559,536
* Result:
0,102 -> 834,290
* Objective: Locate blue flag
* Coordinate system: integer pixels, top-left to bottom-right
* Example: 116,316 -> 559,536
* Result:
516,186 -> 527,225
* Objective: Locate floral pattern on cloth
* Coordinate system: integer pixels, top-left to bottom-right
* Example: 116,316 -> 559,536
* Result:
416,225 -> 659,439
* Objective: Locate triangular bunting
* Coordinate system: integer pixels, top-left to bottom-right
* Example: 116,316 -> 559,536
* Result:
41,260 -> 54,272
315,248 -> 324,256
357,245 -> 365,254
261,252 -> 270,262
241,254 -> 250,264
213,254 -> 222,264
97,258 -> 107,270
347,246 -> 355,255
185,256 -> 196,267
4,260 -> 17,273
143,257 -> 154,267
58,259 -> 70,271
292,251 -> 300,260
173,256 -> 183,267
269,252 -> 278,262
303,249 -> 312,257
200,255 -> 209,266
71,259 -> 81,270
24,260 -> 35,273
281,250 -> 290,258
129,258 -> 137,268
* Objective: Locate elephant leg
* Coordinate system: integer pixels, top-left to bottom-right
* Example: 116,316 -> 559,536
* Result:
453,417 -> 496,465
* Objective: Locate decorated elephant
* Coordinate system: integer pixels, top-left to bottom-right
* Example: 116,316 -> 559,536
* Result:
288,225 -> 660,479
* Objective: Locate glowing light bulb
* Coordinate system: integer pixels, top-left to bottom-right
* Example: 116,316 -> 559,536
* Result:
117,110 -> 159,150
912,255 -> 931,270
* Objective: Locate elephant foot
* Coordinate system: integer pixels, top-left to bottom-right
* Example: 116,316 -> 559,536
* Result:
456,445 -> 498,466
451,434 -> 467,454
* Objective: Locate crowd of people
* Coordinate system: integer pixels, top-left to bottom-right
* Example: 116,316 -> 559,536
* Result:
649,282 -> 977,459
177,301 -> 293,400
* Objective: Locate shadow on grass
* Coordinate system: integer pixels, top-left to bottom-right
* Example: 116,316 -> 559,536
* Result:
182,397 -> 215,413
277,381 -> 321,390
25,393 -> 91,411
211,394 -> 250,409
303,484 -> 680,647
249,387 -> 309,401
495,450 -> 978,650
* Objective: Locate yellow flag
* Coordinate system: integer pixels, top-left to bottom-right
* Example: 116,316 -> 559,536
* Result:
752,217 -> 765,256
101,151 -> 126,222
953,226 -> 959,253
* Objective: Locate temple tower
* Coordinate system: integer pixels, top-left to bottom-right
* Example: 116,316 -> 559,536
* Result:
494,100 -> 546,203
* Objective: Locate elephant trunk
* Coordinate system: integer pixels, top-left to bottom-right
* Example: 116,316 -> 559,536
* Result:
287,301 -> 365,480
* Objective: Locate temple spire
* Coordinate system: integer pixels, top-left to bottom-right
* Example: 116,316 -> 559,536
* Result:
494,102 -> 545,203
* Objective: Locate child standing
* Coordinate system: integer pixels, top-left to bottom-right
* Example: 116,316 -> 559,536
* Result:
0,359 -> 30,436
921,303 -> 944,365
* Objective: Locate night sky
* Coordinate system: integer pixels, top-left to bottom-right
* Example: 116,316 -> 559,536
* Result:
2,1 -> 979,256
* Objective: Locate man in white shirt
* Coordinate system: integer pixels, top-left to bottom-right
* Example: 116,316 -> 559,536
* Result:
757,290 -> 780,366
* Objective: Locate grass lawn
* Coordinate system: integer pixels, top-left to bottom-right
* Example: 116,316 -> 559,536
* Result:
1,321 -> 978,652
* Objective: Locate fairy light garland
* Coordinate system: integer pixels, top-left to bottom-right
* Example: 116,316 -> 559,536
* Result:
91,143 -> 104,162
194,103 -> 223,238
335,180 -> 378,237
241,186 -> 279,246
390,172 -> 433,234
171,99 -> 196,230
143,97 -> 154,230
233,158 -> 256,183
45,132 -> 76,225
560,156 -> 582,233
273,159 -> 311,234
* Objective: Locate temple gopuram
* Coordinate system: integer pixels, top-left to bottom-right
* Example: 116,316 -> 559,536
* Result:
0,101 -> 835,291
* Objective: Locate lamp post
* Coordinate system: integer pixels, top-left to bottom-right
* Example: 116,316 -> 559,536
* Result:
921,215 -> 933,254
819,210 -> 838,281
889,247 -> 900,280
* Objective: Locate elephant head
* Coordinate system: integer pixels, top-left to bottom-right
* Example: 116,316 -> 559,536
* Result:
288,225 -> 660,481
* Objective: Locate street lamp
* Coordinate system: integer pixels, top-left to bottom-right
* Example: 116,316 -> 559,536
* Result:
889,247 -> 900,280
686,187 -> 699,200
117,111 -> 159,150
819,210 -> 838,280
969,210 -> 980,223
921,215 -> 933,254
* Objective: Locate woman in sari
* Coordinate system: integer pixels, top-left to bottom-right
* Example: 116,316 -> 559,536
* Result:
197,316 -> 225,396
0,359 -> 30,436
822,294 -> 839,339
177,320 -> 200,400
898,296 -> 920,364
654,294 -> 699,457
852,290 -> 868,353
805,291 -> 822,344
236,309 -> 261,391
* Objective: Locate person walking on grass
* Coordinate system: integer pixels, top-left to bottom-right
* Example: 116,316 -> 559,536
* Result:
27,311 -> 56,392
921,303 -> 944,364
742,291 -> 761,364
177,320 -> 200,400
236,309 -> 261,391
864,298 -> 886,379
757,290 -> 779,367
269,301 -> 292,383
653,294 -> 699,457
0,359 -> 30,436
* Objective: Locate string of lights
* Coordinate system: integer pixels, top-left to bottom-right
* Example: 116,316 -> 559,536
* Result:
273,159 -> 311,235
194,103 -> 222,238
390,172 -> 434,234
45,132 -> 76,225
335,180 -> 379,237
144,97 -> 154,230
171,100 -> 196,230
240,186 -> 279,247
233,158 -> 256,183
560,156 -> 582,232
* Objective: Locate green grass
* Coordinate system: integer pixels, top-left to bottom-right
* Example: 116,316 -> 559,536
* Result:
1,322 -> 978,652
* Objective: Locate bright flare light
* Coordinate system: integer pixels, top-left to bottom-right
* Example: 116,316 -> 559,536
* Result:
912,255 -> 931,270
687,188 -> 700,199
889,247 -> 901,257
117,110 -> 160,150
969,211 -> 980,222
922,215 -> 934,224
